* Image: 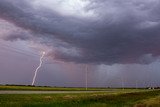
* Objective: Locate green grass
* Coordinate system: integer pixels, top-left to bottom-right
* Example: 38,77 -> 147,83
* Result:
0,88 -> 160,107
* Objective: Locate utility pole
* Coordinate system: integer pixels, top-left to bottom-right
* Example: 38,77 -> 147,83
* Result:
85,65 -> 88,91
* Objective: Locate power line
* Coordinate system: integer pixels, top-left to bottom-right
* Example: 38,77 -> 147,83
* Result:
0,42 -> 39,57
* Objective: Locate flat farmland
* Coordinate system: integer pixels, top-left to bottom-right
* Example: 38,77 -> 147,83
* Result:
0,85 -> 160,107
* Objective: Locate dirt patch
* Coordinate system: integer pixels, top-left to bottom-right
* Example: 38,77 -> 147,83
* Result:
43,96 -> 53,101
63,95 -> 77,100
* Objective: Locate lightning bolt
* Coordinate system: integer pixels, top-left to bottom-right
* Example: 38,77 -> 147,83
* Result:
32,51 -> 45,86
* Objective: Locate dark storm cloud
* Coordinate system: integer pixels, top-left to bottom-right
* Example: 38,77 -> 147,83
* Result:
3,33 -> 30,41
0,0 -> 160,64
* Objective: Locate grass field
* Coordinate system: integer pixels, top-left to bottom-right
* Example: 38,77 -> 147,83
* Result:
0,85 -> 111,91
0,85 -> 160,107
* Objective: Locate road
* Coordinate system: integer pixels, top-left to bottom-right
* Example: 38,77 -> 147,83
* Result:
0,90 -> 109,94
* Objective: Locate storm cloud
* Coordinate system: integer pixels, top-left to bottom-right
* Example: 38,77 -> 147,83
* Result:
0,0 -> 160,64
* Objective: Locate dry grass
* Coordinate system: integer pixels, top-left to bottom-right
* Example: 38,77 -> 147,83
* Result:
134,96 -> 160,107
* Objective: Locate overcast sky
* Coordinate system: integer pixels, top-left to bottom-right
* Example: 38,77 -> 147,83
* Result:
0,0 -> 160,87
